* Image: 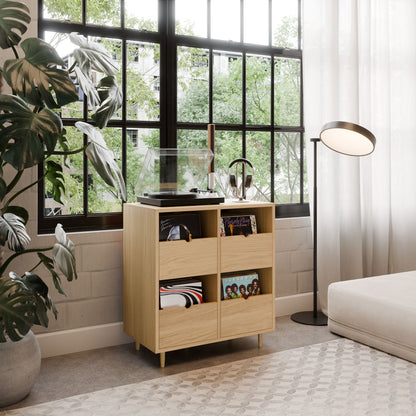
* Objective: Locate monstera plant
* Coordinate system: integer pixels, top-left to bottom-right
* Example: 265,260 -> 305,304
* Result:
0,0 -> 126,344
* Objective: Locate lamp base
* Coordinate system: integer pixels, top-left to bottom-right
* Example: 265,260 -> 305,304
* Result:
290,311 -> 328,326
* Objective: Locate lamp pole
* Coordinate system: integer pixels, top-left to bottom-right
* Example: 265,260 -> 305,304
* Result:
291,138 -> 327,325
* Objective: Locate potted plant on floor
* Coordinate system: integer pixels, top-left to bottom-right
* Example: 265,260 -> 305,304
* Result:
0,0 -> 126,407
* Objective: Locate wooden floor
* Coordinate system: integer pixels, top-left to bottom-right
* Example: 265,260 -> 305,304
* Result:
5,316 -> 339,411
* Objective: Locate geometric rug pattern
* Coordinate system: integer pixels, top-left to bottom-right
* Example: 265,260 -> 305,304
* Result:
2,338 -> 416,416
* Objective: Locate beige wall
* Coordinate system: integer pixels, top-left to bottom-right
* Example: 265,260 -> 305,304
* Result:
4,0 -> 312,337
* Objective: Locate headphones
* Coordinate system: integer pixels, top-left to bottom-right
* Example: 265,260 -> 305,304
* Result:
228,158 -> 255,200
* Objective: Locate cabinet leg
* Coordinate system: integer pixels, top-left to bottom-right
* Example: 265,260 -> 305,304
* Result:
160,352 -> 166,368
258,334 -> 263,348
135,341 -> 141,351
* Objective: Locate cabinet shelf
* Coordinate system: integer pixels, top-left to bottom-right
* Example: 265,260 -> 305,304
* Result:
123,201 -> 275,367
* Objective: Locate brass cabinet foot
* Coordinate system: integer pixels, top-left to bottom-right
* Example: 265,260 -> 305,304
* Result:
258,334 -> 263,348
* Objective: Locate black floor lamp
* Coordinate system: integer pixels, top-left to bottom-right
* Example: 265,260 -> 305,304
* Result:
291,121 -> 376,326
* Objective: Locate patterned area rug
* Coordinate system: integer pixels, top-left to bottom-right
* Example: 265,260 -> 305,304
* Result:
2,338 -> 416,416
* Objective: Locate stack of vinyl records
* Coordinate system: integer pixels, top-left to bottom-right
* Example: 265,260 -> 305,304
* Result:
160,278 -> 203,309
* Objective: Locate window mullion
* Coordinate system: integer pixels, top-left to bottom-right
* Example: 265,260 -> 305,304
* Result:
82,0 -> 86,25
268,0 -> 272,46
209,49 -> 213,124
270,55 -> 275,202
160,0 -> 176,148
242,51 -> 246,158
120,0 -> 125,28
121,38 -> 127,183
82,98 -> 89,216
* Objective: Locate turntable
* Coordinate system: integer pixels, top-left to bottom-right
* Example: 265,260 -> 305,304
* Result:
135,148 -> 224,207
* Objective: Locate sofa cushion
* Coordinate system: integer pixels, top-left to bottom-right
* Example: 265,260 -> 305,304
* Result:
328,271 -> 416,363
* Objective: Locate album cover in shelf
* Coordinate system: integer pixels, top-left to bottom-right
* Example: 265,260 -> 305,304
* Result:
159,213 -> 202,242
221,272 -> 260,300
159,278 -> 203,309
220,215 -> 257,237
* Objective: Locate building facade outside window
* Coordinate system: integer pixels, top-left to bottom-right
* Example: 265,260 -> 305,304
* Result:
38,0 -> 307,233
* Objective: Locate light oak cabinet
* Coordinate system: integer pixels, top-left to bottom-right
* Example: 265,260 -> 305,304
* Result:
123,201 -> 275,367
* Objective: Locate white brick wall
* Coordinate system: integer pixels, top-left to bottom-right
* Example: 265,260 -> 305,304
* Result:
30,217 -> 311,336
275,217 -> 313,297
32,230 -> 124,335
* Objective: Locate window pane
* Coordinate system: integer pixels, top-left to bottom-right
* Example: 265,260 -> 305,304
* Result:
244,0 -> 268,45
87,0 -> 120,26
125,0 -> 158,31
43,0 -> 82,22
45,32 -> 83,119
274,58 -> 301,126
246,55 -> 271,125
174,130 -> 210,192
211,0 -> 240,42
176,0 -> 207,37
246,132 -> 271,201
272,0 -> 299,48
44,127 -> 84,216
275,132 -> 301,203
127,128 -> 159,203
213,51 -> 242,124
177,129 -> 207,149
87,37 -> 123,121
127,42 -> 160,121
177,47 -> 209,123
88,128 -> 122,213
215,131 -> 242,198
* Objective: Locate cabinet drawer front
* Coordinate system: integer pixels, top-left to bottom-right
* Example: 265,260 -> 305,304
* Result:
220,233 -> 273,273
220,294 -> 274,338
159,303 -> 218,349
159,238 -> 217,279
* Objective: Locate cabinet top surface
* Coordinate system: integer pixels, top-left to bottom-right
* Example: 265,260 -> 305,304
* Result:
125,200 -> 275,212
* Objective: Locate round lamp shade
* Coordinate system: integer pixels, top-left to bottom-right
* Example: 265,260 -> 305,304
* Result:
320,121 -> 376,156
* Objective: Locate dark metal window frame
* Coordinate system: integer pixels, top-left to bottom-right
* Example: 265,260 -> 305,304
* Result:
37,0 -> 308,234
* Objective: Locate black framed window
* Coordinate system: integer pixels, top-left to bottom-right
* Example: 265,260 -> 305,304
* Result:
38,0 -> 307,233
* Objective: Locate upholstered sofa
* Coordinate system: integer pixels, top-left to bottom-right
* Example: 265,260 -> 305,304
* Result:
328,270 -> 416,363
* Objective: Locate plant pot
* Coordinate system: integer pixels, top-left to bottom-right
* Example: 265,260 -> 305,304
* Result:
0,330 -> 41,408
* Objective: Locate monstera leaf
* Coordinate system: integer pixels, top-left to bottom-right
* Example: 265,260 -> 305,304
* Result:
0,0 -> 30,50
21,272 -> 56,326
0,276 -> 34,342
74,66 -> 100,108
45,160 -> 65,204
92,75 -> 122,128
52,224 -> 77,282
37,252 -> 65,296
0,212 -> 30,252
3,206 -> 29,224
0,177 -> 6,201
0,94 -> 62,169
70,33 -> 119,76
2,37 -> 78,108
76,121 -> 126,200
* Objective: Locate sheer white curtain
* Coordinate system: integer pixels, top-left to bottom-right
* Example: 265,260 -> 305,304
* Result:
303,0 -> 416,313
